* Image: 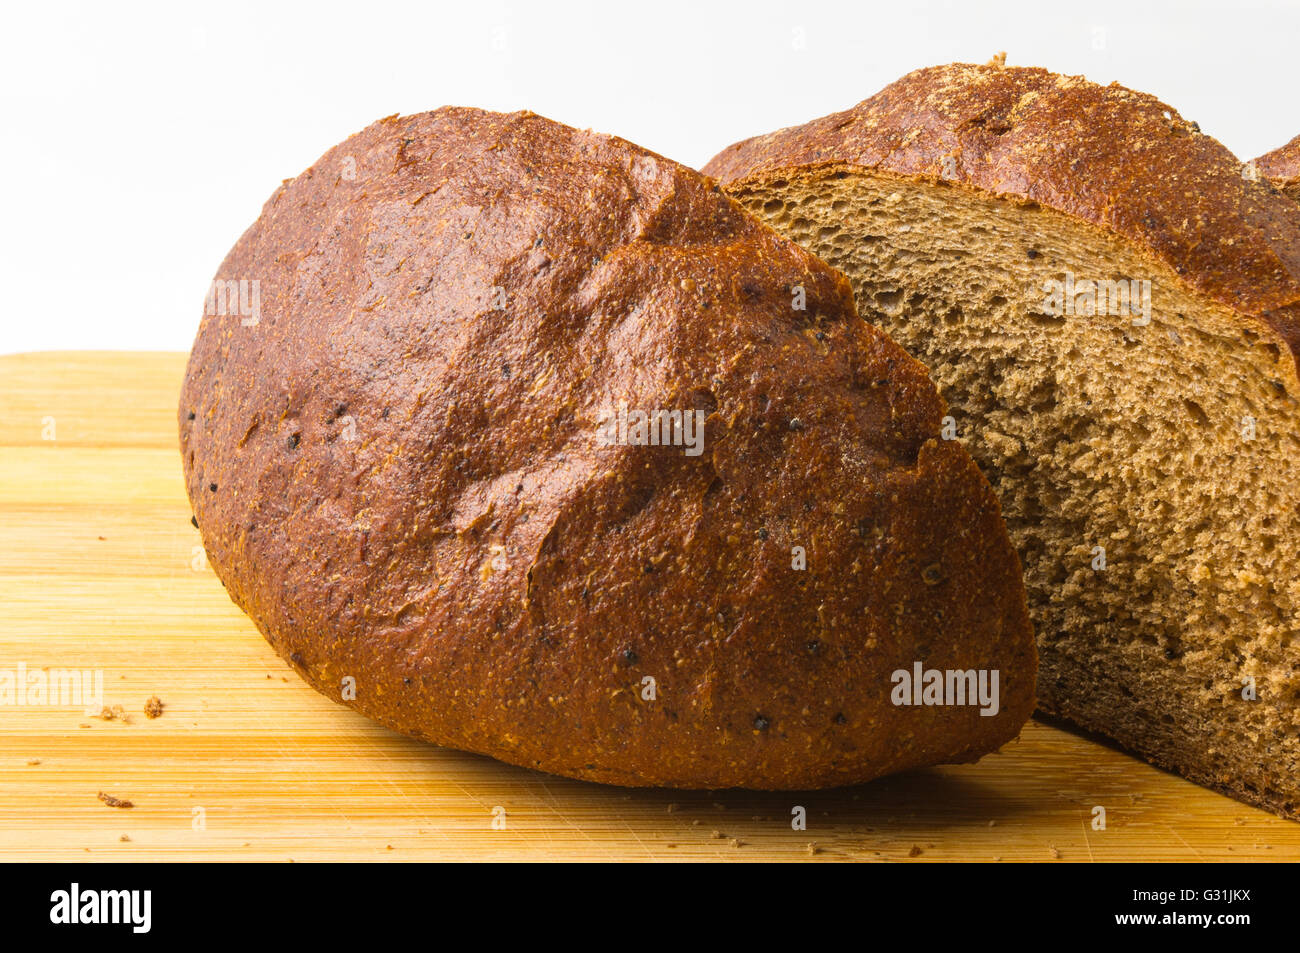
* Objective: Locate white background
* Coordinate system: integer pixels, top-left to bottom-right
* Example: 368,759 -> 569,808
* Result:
3,0 -> 1298,355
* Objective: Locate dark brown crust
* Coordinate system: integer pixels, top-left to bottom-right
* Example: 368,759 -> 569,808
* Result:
1256,134 -> 1300,200
179,107 -> 1035,789
703,62 -> 1300,360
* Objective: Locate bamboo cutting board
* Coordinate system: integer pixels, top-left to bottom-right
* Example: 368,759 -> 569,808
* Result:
1,351 -> 1297,862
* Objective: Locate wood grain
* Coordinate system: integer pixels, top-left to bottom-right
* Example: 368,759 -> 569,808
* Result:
1,351 -> 1296,862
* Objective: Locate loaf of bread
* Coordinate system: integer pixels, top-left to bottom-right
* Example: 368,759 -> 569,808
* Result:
704,63 -> 1300,816
1256,135 -> 1300,201
179,108 -> 1036,789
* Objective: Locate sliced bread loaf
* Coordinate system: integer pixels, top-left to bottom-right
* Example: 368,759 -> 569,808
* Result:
704,63 -> 1300,816
1255,134 -> 1300,201
180,107 -> 1036,789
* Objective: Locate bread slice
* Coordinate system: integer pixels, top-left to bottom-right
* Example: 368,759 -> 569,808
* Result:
704,63 -> 1300,816
1256,135 -> 1300,201
180,107 -> 1036,789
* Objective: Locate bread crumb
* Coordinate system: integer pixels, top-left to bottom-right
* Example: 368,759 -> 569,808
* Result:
1049,846 -> 1061,859
143,696 -> 164,719
908,845 -> 923,857
987,51 -> 1007,68
119,834 -> 131,842
710,830 -> 723,839
806,843 -> 821,855
988,819 -> 997,827
729,838 -> 742,848
94,705 -> 130,724
97,791 -> 133,809
26,759 -> 40,766
666,802 -> 679,813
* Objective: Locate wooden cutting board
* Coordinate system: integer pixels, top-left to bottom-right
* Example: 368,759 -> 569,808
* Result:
2,350 -> 1296,862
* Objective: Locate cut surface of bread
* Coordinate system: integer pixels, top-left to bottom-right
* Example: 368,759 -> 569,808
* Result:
705,63 -> 1300,817
180,107 -> 1036,789
1256,134 -> 1300,201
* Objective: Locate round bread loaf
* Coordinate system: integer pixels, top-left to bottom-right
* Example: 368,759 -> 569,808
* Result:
179,107 -> 1035,788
